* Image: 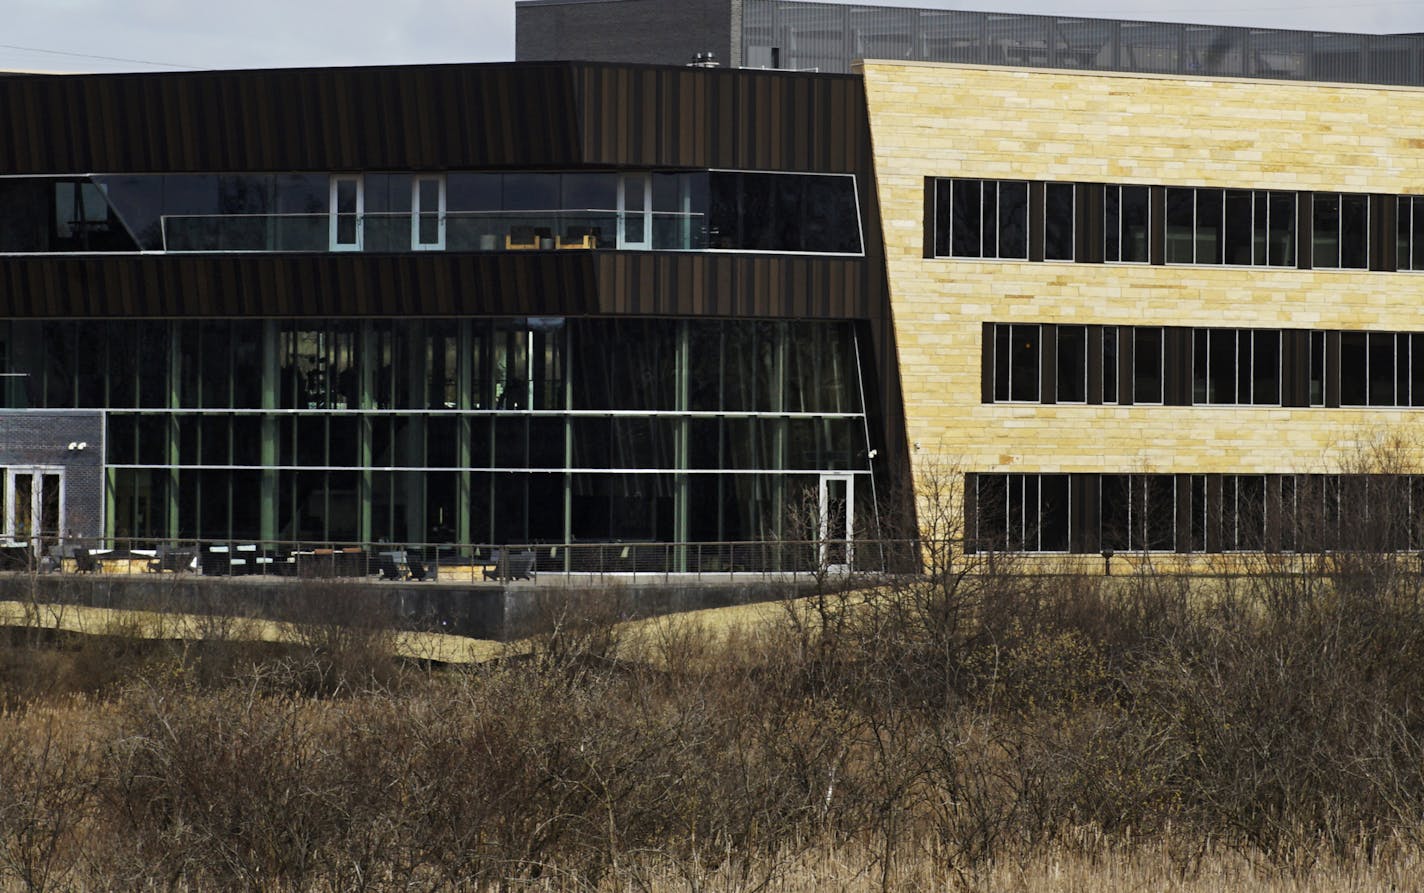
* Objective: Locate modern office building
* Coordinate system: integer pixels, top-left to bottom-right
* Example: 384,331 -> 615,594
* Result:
5,2 -> 1424,561
0,62 -> 900,557
521,0 -> 1424,556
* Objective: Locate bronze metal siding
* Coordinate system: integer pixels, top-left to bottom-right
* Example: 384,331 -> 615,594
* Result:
0,64 -> 593,173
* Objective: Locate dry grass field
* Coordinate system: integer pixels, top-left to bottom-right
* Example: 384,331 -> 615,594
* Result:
3,552 -> 1424,891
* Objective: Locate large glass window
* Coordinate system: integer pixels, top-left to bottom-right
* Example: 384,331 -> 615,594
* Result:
1104,185 -> 1150,263
707,171 -> 861,254
1191,328 -> 1281,405
1166,188 -> 1295,266
992,323 -> 1041,402
933,178 -> 1028,259
973,473 -> 1070,552
1338,330 -> 1424,407
20,317 -> 870,549
1312,192 -> 1369,269
1100,474 -> 1175,552
1398,195 -> 1424,272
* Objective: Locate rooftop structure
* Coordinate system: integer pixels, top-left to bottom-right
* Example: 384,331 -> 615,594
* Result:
518,0 -> 1424,85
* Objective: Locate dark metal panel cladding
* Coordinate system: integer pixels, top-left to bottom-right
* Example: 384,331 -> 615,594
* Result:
0,63 -> 591,173
572,64 -> 865,172
0,61 -> 868,175
0,252 -> 880,320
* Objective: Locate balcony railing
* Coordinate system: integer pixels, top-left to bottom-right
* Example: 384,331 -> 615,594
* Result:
0,535 -> 921,581
160,210 -> 708,254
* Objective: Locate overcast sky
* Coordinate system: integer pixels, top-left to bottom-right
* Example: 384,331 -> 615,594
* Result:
3,0 -> 1422,74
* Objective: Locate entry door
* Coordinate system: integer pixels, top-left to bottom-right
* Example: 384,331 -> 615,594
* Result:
818,474 -> 854,570
6,468 -> 63,551
618,174 -> 651,249
411,175 -> 446,250
329,175 -> 364,251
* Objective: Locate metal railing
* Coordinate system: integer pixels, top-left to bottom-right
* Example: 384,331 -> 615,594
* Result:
0,535 -> 923,583
159,210 -> 708,254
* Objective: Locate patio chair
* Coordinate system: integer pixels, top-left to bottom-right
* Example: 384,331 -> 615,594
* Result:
482,548 -> 504,581
375,552 -> 404,581
504,225 -> 540,250
557,226 -> 600,249
73,547 -> 98,574
507,550 -> 537,581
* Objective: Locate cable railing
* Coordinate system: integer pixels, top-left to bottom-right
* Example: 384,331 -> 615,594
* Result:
0,535 -> 923,583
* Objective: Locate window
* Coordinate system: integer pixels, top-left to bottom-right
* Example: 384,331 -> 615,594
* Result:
1056,325 -> 1087,402
329,175 -> 364,252
1338,330 -> 1424,407
1191,328 -> 1281,405
1100,474 -> 1175,551
1398,195 -> 1424,272
1312,192 -> 1368,269
1220,475 -> 1268,551
992,323 -> 1040,402
412,176 -> 445,250
1133,327 -> 1163,404
1044,182 -> 1075,261
708,171 -> 862,254
934,179 -> 1028,259
1166,187 -> 1295,266
973,473 -> 1070,552
1104,185 -> 1150,263
1309,330 -> 1327,407
1102,327 -> 1119,403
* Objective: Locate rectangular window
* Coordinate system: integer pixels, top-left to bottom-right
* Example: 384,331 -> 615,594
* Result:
1101,474 -> 1175,552
1399,195 -> 1424,272
1340,329 -> 1415,408
1167,187 -> 1295,266
992,323 -> 1041,402
1222,474 -> 1268,551
1191,328 -> 1281,405
1312,192 -> 1369,269
1104,185 -> 1150,263
1413,334 -> 1424,407
1102,326 -> 1119,403
1043,182 -> 1075,261
935,179 -> 1028,259
1056,325 -> 1087,402
1310,330 -> 1326,406
1133,326 -> 1163,404
708,171 -> 862,254
973,473 -> 1070,552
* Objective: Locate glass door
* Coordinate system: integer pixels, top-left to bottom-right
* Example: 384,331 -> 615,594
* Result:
329,175 -> 364,251
6,468 -> 64,554
818,473 -> 854,570
618,174 -> 651,250
411,175 -> 445,250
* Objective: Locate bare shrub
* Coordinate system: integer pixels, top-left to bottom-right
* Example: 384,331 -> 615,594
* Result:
0,707 -> 95,893
283,582 -> 400,695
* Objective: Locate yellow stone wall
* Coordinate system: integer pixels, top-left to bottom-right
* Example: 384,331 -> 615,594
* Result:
858,61 -> 1424,481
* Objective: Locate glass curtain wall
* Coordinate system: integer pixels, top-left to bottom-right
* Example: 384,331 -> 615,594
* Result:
0,318 -> 872,547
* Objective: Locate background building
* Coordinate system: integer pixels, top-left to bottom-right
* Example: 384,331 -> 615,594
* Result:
518,0 -> 1424,85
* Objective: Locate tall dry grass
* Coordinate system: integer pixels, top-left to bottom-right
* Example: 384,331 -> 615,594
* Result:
3,534 -> 1424,889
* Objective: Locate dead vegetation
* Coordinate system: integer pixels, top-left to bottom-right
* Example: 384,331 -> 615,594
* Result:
3,459 -> 1424,889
